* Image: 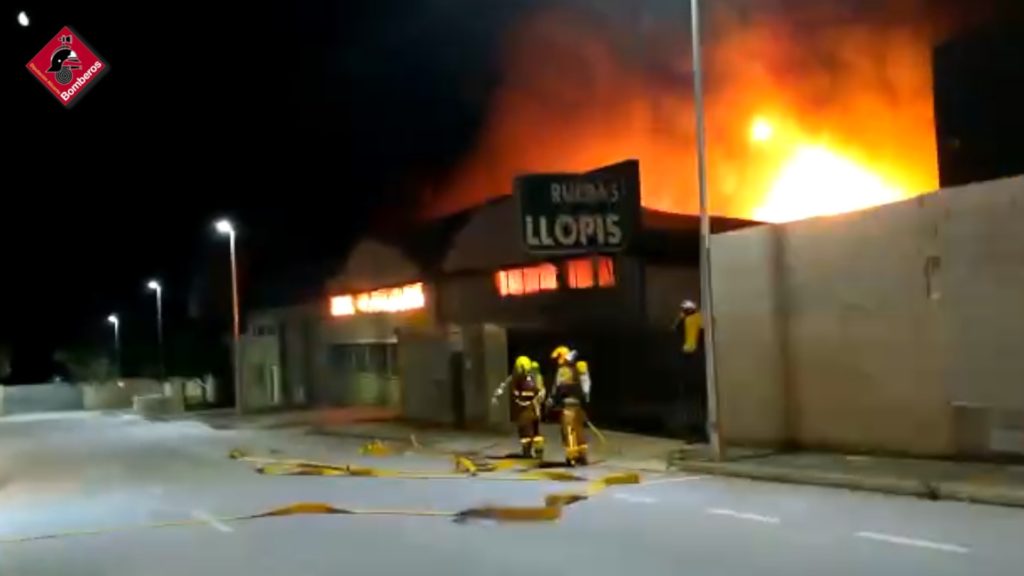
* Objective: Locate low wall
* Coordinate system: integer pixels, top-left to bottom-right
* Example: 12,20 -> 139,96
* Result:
81,379 -> 169,410
0,383 -> 84,415
0,379 -> 202,415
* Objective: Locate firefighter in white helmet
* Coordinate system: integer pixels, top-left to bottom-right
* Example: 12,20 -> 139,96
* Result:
673,300 -> 703,354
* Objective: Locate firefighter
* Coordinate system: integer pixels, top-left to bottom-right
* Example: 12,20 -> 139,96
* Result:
672,299 -> 706,437
673,300 -> 703,354
548,346 -> 590,466
492,355 -> 546,458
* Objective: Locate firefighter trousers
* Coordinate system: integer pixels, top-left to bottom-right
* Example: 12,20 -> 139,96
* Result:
560,405 -> 588,464
514,403 -> 544,458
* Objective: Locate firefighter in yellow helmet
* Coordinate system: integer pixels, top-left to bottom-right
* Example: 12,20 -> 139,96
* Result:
548,346 -> 591,466
492,355 -> 546,458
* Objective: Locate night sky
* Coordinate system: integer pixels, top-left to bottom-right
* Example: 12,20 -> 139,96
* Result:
3,0 -> 1021,382
3,0 -> 537,381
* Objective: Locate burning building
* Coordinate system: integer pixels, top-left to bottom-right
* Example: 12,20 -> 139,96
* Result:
235,0 -> 1017,441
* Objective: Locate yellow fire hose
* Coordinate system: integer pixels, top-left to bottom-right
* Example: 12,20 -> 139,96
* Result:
0,471 -> 641,544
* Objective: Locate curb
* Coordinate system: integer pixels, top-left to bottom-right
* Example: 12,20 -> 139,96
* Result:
672,461 -> 929,497
670,461 -> 1024,508
936,482 -> 1024,508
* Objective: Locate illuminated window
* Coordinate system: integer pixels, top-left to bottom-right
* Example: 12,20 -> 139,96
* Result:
566,258 -> 595,289
566,256 -> 616,289
329,282 -> 426,317
495,263 -> 558,297
597,257 -> 615,287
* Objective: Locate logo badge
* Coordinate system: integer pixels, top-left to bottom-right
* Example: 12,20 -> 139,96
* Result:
26,26 -> 108,108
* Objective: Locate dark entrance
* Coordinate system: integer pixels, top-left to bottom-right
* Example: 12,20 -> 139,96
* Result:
505,327 -> 707,441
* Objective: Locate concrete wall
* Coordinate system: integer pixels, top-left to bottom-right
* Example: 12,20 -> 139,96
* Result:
711,176 -> 1024,456
240,333 -> 282,410
710,225 -> 789,446
0,380 -> 189,415
0,383 -> 84,415
398,327 -> 455,423
316,302 -> 435,408
460,323 -> 510,429
81,379 -> 165,410
940,178 -> 1024,409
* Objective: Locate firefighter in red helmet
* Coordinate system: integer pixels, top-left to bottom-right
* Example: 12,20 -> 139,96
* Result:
492,355 -> 546,458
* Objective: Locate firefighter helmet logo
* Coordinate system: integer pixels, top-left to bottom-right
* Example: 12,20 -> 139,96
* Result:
46,35 -> 81,85
26,26 -> 108,108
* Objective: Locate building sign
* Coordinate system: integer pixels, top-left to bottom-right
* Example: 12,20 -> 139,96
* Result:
330,282 -> 425,317
516,159 -> 640,254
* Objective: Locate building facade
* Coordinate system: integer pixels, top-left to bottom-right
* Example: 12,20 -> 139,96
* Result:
241,197 -> 755,438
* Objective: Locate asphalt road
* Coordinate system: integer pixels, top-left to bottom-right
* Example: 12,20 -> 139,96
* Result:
1,412 -> 1023,575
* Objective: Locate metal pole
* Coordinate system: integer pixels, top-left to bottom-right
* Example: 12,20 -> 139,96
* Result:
690,0 -> 723,460
229,230 -> 242,415
114,321 -> 121,378
155,285 -> 165,380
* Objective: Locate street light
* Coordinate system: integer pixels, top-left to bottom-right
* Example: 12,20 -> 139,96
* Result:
107,313 -> 120,377
146,279 -> 164,379
690,0 -> 722,460
214,218 -> 242,414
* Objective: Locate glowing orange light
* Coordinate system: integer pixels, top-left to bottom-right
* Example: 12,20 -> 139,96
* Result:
754,146 -> 905,222
565,256 -> 616,289
750,117 -> 774,143
330,295 -> 356,316
495,264 -> 558,297
329,282 -> 426,317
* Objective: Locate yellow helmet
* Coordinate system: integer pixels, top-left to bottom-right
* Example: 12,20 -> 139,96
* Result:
575,360 -> 588,374
551,346 -> 572,364
514,356 -> 532,373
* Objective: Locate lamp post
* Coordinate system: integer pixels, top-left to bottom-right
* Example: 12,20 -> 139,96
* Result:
690,0 -> 722,460
107,314 -> 120,378
215,219 -> 242,414
146,280 -> 164,379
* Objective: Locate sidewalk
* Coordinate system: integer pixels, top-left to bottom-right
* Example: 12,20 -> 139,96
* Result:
182,408 -> 1024,508
671,447 -> 1024,508
311,419 -> 680,472
186,407 -> 679,471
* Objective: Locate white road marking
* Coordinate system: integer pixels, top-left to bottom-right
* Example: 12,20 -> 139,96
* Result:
706,508 -> 780,524
642,475 -> 707,486
612,493 -> 658,504
855,531 -> 970,554
192,509 -> 234,533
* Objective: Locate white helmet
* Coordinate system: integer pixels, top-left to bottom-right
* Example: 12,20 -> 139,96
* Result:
681,300 -> 698,312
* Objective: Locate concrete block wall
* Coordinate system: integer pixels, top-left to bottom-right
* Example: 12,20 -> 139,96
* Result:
779,195 -> 950,454
0,383 -> 84,415
240,335 -> 282,410
940,178 -> 1024,410
710,176 -> 1024,456
398,327 -> 455,424
709,225 -> 788,446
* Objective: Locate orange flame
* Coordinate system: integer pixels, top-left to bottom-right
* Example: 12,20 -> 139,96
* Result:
424,1 -> 941,223
330,282 -> 425,316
